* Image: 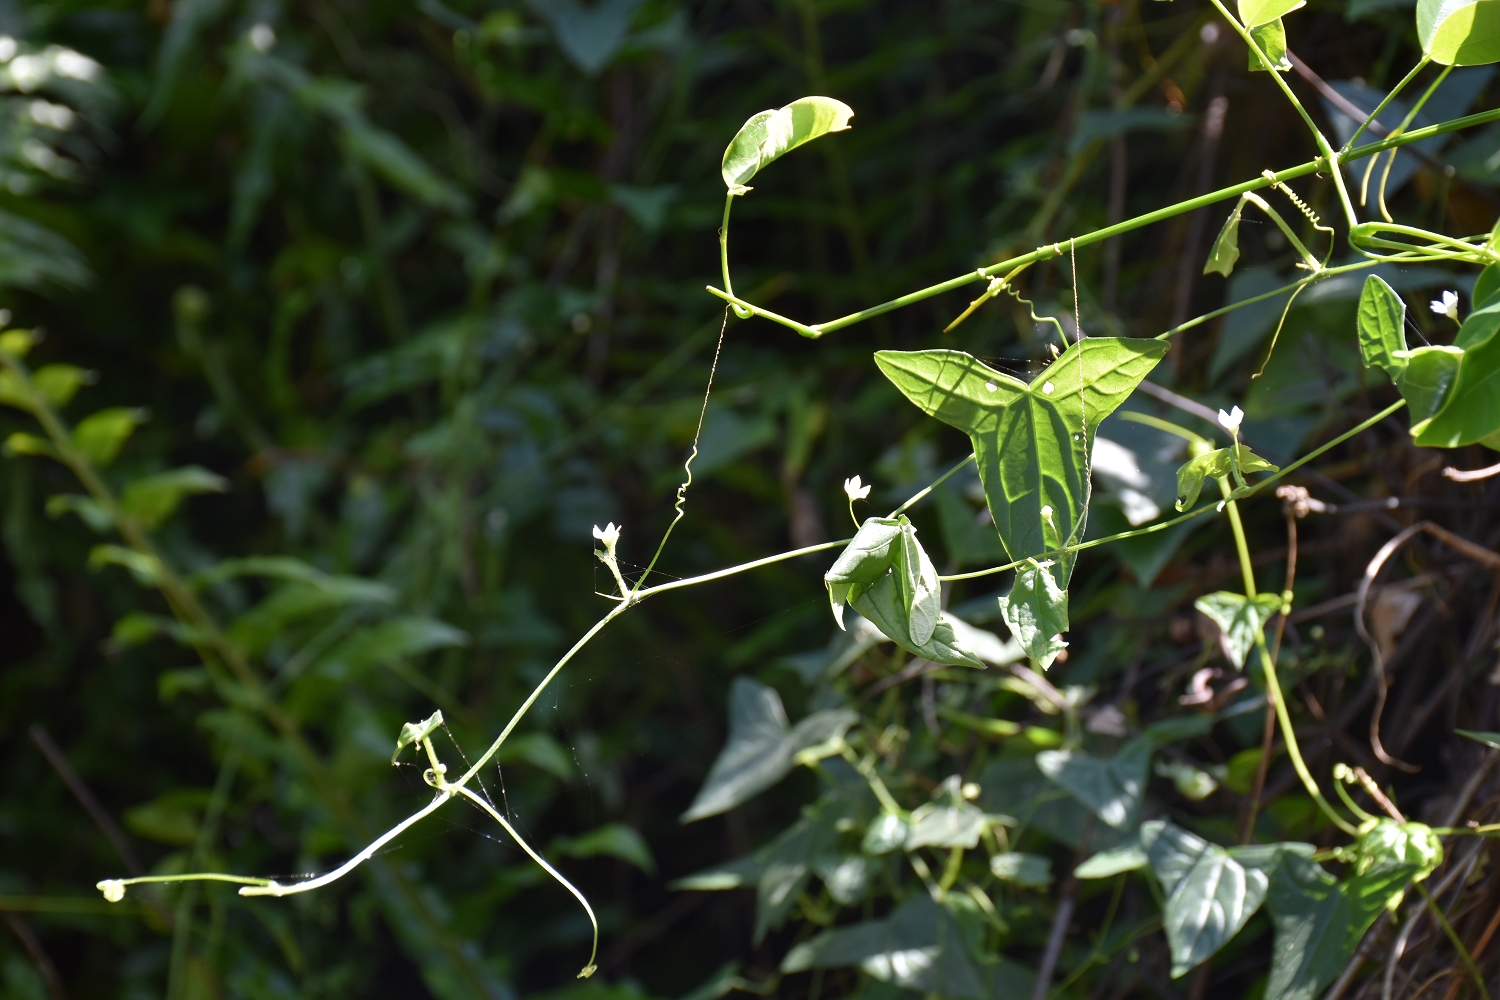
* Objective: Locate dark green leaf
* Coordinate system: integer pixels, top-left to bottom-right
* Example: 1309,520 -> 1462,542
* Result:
551,823 -> 656,874
1357,275 -> 1408,379
1397,345 -> 1463,431
990,852 -> 1053,887
1141,820 -> 1283,977
849,571 -> 986,668
997,558 -> 1070,670
1194,591 -> 1283,668
1266,852 -> 1421,1000
1411,327 -> 1500,446
1475,264 -> 1500,308
1036,736 -> 1152,829
1457,728 -> 1500,748
45,493 -> 113,532
682,677 -> 857,822
875,339 -> 1167,586
721,96 -> 854,192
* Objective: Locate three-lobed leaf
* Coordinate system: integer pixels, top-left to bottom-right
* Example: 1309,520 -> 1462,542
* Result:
721,96 -> 854,192
1417,0 -> 1500,65
875,338 -> 1167,588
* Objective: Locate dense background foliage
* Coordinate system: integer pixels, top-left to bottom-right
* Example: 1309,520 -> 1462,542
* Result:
5,0 -> 1500,998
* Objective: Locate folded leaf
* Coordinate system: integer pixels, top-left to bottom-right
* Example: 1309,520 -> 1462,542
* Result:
1249,18 -> 1291,71
1203,201 -> 1244,276
825,516 -> 905,626
1411,328 -> 1500,446
392,709 -> 444,762
1195,591 -> 1283,668
721,96 -> 854,192
850,571 -> 985,667
997,558 -> 1069,670
1175,444 -> 1278,511
875,339 -> 1167,587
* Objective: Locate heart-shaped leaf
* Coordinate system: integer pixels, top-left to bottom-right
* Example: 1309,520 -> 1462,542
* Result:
997,558 -> 1070,670
875,339 -> 1167,588
682,677 -> 858,822
1195,591 -> 1283,668
1142,820 -> 1285,977
721,96 -> 854,192
1418,0 -> 1500,65
1410,324 -> 1500,446
1037,736 -> 1152,829
1239,0 -> 1306,27
1175,445 -> 1278,511
1398,345 -> 1463,432
1357,275 -> 1408,379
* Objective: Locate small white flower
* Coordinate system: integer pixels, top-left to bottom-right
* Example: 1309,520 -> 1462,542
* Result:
97,879 -> 125,903
1430,290 -> 1459,322
844,475 -> 872,502
1217,405 -> 1244,433
591,522 -> 620,552
1040,505 -> 1054,521
248,23 -> 276,53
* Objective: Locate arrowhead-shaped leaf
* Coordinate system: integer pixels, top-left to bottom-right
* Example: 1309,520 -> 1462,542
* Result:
1418,0 -> 1500,65
1195,591 -> 1283,668
998,558 -> 1070,670
1266,852 -> 1421,1000
1142,821 -> 1288,977
682,677 -> 857,822
1357,275 -> 1408,380
1037,736 -> 1152,829
722,96 -> 854,192
875,339 -> 1167,587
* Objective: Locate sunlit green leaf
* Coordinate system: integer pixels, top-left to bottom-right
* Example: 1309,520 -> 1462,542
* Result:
721,96 -> 854,192
1175,445 -> 1278,510
1266,851 -> 1422,1000
119,465 -> 229,529
1076,840 -> 1149,879
1456,297 -> 1500,349
71,407 -> 147,467
997,558 -> 1070,670
896,522 -> 941,646
1142,820 -> 1286,977
1418,0 -> 1500,65
1195,591 -> 1283,668
1410,331 -> 1500,445
27,364 -> 92,409
1240,0 -> 1306,25
1357,275 -> 1408,379
392,709 -> 444,762
1475,264 -> 1500,308
875,339 -> 1167,587
1037,736 -> 1152,829
1398,345 -> 1463,433
825,516 -> 904,625
1203,201 -> 1244,276
1249,18 -> 1292,71
905,801 -> 990,849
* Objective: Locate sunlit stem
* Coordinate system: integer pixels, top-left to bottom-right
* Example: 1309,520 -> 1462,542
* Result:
1243,192 -> 1319,269
1333,776 -> 1380,824
455,786 -> 600,979
1341,56 -> 1431,154
1373,64 -> 1453,222
720,194 -> 752,320
888,453 -> 976,518
1221,480 -> 1357,835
